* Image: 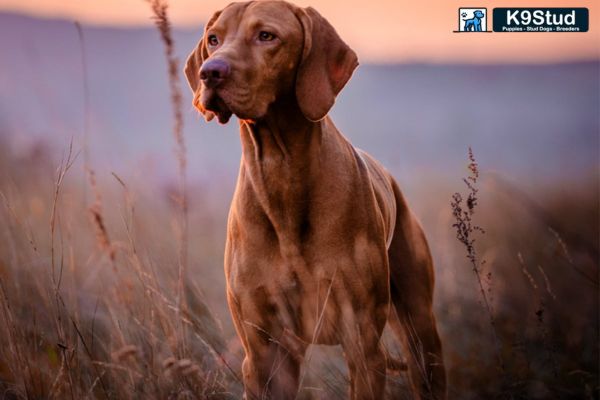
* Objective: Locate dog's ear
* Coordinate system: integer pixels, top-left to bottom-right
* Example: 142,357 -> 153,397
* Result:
294,7 -> 358,122
184,10 -> 222,122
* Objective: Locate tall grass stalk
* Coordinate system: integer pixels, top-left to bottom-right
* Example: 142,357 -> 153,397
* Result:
74,22 -> 91,175
148,0 -> 189,358
450,147 -> 505,373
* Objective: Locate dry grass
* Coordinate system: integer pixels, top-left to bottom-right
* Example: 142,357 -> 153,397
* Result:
0,3 -> 234,398
0,136 -> 237,398
1,133 -> 597,399
450,148 -> 504,376
148,0 -> 190,360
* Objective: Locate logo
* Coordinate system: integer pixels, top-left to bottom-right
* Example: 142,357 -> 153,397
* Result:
492,8 -> 589,32
456,8 -> 490,32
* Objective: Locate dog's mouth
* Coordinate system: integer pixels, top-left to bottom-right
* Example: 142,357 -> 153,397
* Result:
201,89 -> 233,124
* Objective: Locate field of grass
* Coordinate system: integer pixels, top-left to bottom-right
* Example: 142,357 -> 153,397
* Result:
0,131 -> 597,399
0,2 -> 597,399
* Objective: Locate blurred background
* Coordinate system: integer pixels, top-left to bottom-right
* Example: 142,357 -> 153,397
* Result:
0,0 -> 598,398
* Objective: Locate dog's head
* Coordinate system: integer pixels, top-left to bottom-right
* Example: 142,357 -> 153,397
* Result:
184,0 -> 358,124
473,10 -> 484,19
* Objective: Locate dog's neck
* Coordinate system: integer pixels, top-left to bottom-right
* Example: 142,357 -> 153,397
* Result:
238,97 -> 323,165
236,98 -> 328,243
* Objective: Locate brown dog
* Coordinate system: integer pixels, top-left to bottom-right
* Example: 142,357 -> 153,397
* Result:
184,1 -> 446,399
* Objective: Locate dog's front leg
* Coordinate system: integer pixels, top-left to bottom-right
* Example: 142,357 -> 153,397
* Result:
228,292 -> 305,400
241,340 -> 303,400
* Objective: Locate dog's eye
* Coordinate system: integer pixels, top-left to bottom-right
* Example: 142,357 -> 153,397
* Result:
258,31 -> 276,42
207,34 -> 219,47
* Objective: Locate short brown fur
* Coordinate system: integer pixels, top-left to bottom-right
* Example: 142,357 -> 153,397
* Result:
184,1 -> 446,398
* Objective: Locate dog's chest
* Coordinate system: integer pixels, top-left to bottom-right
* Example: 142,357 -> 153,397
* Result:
227,246 -> 345,344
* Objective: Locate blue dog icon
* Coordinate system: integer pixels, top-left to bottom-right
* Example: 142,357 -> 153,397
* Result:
463,10 -> 485,31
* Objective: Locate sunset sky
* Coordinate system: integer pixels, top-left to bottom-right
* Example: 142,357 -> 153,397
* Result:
0,0 -> 598,63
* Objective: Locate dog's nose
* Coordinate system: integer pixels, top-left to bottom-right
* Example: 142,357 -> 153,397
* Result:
200,59 -> 230,89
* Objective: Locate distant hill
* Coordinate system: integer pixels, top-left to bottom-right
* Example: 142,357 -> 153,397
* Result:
0,12 -> 598,187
